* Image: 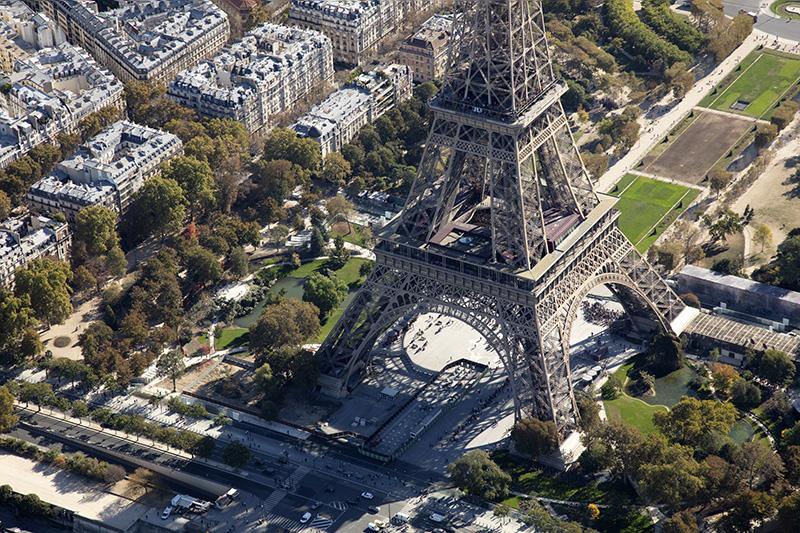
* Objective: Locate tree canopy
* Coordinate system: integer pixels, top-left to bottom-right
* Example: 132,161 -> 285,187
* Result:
14,257 -> 73,326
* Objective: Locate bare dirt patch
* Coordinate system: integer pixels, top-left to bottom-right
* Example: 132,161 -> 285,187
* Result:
733,137 -> 800,270
642,111 -> 753,184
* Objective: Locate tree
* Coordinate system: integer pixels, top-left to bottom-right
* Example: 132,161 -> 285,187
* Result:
664,62 -> 695,97
156,350 -> 185,392
162,156 -> 215,220
0,190 -> 10,219
263,128 -> 320,171
784,445 -> 800,484
183,245 -> 222,286
777,490 -> 800,530
303,272 -> 347,319
770,100 -> 799,130
730,379 -> 761,410
269,224 -> 290,248
222,441 -> 251,468
720,490 -> 776,533
703,209 -> 743,243
72,265 -> 97,293
249,299 -> 320,353
756,349 -> 795,387
447,450 -> 511,501
227,246 -> 249,278
250,159 -> 300,203
0,290 -> 38,364
733,441 -> 784,490
326,195 -> 354,233
708,168 -> 732,196
754,122 -> 778,149
710,362 -> 739,396
128,177 -> 186,241
653,397 -> 737,452
14,257 -> 73,326
662,510 -> 698,533
327,236 -> 350,270
753,223 -> 773,253
601,374 -> 623,400
320,152 -> 351,185
74,206 -> 118,257
307,227 -> 326,258
638,451 -> 705,509
0,386 -> 18,432
575,391 -> 601,432
512,417 -> 558,458
643,332 -> 684,376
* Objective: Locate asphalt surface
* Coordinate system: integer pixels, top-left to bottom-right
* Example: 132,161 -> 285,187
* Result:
10,407 -> 405,531
724,0 -> 800,40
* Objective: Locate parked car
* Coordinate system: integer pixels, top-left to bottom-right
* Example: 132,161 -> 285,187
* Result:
361,491 -> 374,500
368,505 -> 380,514
160,507 -> 173,520
300,512 -> 312,524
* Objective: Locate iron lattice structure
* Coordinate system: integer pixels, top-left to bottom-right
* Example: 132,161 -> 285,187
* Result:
316,0 -> 685,441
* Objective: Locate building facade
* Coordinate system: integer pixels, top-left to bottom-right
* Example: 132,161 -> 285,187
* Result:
168,23 -> 334,134
288,0 -> 401,65
0,43 -> 124,169
23,0 -> 230,83
397,14 -> 453,81
292,63 -> 412,156
0,214 -> 70,289
0,0 -> 68,72
26,120 -> 183,222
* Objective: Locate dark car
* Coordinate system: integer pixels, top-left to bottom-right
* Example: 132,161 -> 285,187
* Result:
346,497 -> 359,505
368,506 -> 380,514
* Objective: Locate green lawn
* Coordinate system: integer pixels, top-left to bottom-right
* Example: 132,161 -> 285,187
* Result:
281,257 -> 372,343
492,451 -> 639,506
701,49 -> 800,118
200,326 -> 249,349
611,174 -> 699,252
331,222 -> 371,248
604,394 -> 668,435
771,0 -> 800,20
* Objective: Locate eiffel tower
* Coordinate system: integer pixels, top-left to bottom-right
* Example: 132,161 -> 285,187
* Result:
316,0 -> 695,462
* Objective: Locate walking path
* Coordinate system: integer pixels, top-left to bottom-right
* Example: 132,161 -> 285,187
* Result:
595,30 -> 764,193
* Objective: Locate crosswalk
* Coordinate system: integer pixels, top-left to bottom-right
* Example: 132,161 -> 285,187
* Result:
287,465 -> 310,486
328,501 -> 347,511
255,512 -> 332,532
308,516 -> 333,530
259,511 -> 303,531
262,489 -> 286,512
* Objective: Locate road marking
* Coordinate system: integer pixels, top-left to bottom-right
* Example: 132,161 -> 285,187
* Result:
329,501 -> 347,511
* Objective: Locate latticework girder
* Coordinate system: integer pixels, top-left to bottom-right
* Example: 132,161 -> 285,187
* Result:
312,0 -> 686,447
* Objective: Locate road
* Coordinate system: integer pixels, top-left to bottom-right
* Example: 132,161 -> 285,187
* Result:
725,0 -> 800,41
10,406 -> 415,531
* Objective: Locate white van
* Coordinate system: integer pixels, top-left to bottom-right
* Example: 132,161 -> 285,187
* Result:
393,512 -> 410,524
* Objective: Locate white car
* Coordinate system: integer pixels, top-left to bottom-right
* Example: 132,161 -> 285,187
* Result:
361,491 -> 374,500
366,523 -> 380,532
160,506 -> 173,520
300,512 -> 312,524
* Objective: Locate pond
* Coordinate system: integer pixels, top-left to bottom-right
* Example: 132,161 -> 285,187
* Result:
730,418 -> 756,445
233,276 -> 305,328
640,365 -> 697,407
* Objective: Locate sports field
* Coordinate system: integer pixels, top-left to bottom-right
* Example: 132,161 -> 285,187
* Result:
700,49 -> 800,118
642,110 -> 752,184
610,174 -> 700,252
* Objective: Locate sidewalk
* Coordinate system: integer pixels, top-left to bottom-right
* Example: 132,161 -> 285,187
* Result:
595,30 -> 764,193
